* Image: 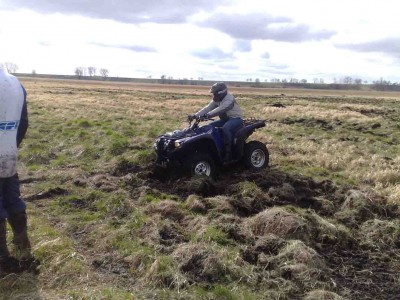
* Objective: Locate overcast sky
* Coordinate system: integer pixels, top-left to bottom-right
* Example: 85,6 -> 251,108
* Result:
0,0 -> 399,83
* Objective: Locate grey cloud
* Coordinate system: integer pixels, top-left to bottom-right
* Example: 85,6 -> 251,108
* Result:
258,63 -> 291,76
92,42 -> 157,53
268,71 -> 292,76
119,45 -> 157,53
337,38 -> 400,56
201,13 -> 335,42
262,52 -> 270,59
260,64 -> 290,71
2,0 -> 227,24
191,48 -> 234,60
234,40 -> 252,52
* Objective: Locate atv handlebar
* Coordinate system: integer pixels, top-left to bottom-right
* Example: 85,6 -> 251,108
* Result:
187,115 -> 214,122
187,115 -> 214,129
197,115 -> 214,122
196,116 -> 214,122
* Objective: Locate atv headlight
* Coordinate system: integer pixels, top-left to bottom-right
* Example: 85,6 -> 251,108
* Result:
174,140 -> 182,148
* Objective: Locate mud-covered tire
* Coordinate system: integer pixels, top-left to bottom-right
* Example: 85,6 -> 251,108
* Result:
185,153 -> 216,177
243,141 -> 269,170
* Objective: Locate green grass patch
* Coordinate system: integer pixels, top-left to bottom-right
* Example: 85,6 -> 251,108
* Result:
197,226 -> 230,246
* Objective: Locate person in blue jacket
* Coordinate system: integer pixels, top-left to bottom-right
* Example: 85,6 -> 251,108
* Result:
0,64 -> 32,273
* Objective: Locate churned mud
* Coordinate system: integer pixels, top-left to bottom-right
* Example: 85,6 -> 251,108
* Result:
122,164 -> 400,299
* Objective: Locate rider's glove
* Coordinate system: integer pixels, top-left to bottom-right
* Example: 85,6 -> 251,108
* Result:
198,113 -> 209,121
187,114 -> 196,122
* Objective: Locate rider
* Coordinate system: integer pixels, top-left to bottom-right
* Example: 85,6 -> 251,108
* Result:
189,82 -> 243,160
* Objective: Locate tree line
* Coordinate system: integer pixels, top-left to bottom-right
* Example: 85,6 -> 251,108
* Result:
74,66 -> 109,80
3,62 -> 400,91
158,75 -> 400,91
2,62 -> 18,73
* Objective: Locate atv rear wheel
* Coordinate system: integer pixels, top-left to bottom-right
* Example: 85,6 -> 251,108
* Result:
243,141 -> 269,170
186,153 -> 215,177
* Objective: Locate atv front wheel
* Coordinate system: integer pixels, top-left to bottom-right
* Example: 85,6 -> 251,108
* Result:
186,153 -> 215,177
243,141 -> 269,170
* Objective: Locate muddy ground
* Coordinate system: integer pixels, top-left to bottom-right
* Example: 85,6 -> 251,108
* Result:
51,160 -> 398,299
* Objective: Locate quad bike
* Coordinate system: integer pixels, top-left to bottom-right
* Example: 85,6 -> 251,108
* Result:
153,116 -> 269,177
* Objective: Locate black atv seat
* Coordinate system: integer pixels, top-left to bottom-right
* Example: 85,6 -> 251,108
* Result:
214,122 -> 245,137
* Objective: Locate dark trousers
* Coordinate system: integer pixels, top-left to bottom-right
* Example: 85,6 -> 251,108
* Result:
209,117 -> 243,146
0,174 -> 26,220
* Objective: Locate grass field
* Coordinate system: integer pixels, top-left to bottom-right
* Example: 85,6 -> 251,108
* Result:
1,78 -> 399,299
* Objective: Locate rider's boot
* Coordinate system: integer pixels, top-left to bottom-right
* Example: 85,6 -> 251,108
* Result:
8,212 -> 33,261
0,219 -> 10,259
0,219 -> 20,274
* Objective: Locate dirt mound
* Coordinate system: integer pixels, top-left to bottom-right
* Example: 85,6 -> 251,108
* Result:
241,234 -> 286,264
359,218 -> 400,250
88,174 -> 119,192
184,194 -> 236,215
244,206 -> 351,250
268,240 -> 329,290
174,176 -> 218,197
334,188 -> 398,226
171,243 -> 228,283
185,194 -> 208,213
246,207 -> 308,239
145,200 -> 185,222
